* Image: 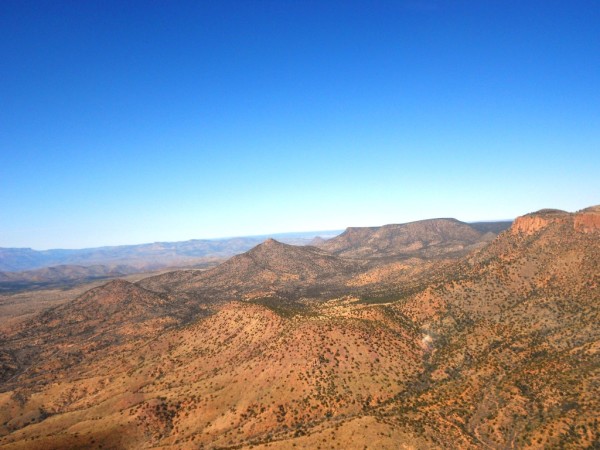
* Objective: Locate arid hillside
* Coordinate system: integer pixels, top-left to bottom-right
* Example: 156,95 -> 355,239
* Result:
0,280 -> 208,387
319,218 -> 508,259
0,207 -> 597,449
0,299 -> 429,449
385,206 -> 600,447
138,239 -> 368,300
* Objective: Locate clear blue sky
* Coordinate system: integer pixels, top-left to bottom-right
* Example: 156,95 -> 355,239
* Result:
1,0 -> 599,249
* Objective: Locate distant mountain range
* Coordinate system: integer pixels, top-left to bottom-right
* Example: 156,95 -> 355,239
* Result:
0,231 -> 343,272
0,223 -> 509,292
0,264 -> 150,293
0,231 -> 342,292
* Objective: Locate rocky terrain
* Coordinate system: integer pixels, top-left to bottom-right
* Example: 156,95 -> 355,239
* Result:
138,239 -> 369,301
0,208 -> 597,449
384,206 -> 600,448
318,219 -> 509,260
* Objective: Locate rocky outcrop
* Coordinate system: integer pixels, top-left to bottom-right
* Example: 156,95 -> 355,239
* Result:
510,215 -> 560,235
574,206 -> 600,233
511,207 -> 600,235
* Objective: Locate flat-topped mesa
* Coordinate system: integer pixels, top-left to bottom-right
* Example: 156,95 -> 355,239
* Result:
511,206 -> 600,235
319,218 -> 488,259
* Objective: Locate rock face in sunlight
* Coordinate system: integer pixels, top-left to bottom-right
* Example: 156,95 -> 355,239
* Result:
510,208 -> 569,235
574,205 -> 600,233
0,207 -> 598,449
511,206 -> 600,236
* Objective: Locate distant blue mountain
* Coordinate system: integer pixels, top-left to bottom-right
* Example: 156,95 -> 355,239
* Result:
0,230 -> 343,272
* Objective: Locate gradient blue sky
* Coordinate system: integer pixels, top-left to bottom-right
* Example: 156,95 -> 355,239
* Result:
1,0 -> 599,249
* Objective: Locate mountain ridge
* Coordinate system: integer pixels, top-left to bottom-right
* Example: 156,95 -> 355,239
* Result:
138,239 -> 367,300
0,231 -> 342,272
318,218 -> 510,259
0,206 -> 597,449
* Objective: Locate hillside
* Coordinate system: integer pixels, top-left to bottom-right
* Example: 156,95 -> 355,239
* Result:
383,206 -> 600,447
0,300 -> 429,449
139,239 -> 367,300
0,206 -> 597,449
0,280 -> 207,387
319,218 -> 508,259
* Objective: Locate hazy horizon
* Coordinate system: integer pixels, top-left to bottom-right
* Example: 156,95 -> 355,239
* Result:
2,1 -> 599,249
1,228 -> 345,252
0,216 -> 518,252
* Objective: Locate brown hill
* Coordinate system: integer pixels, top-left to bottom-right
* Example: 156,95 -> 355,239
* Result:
0,280 -> 206,387
384,206 -> 600,447
0,206 -> 597,449
139,239 -> 367,300
308,236 -> 328,246
0,298 -> 428,449
319,218 -> 502,259
16,279 -> 199,335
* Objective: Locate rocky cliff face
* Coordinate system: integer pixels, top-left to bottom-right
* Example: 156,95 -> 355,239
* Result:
511,206 -> 600,235
574,205 -> 600,233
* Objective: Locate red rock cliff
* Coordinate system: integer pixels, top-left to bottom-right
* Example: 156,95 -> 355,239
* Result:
511,206 -> 600,235
510,209 -> 568,236
574,206 -> 600,233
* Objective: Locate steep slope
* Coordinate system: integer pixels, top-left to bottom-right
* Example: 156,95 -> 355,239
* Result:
384,206 -> 600,447
139,239 -> 367,300
319,218 -> 501,259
